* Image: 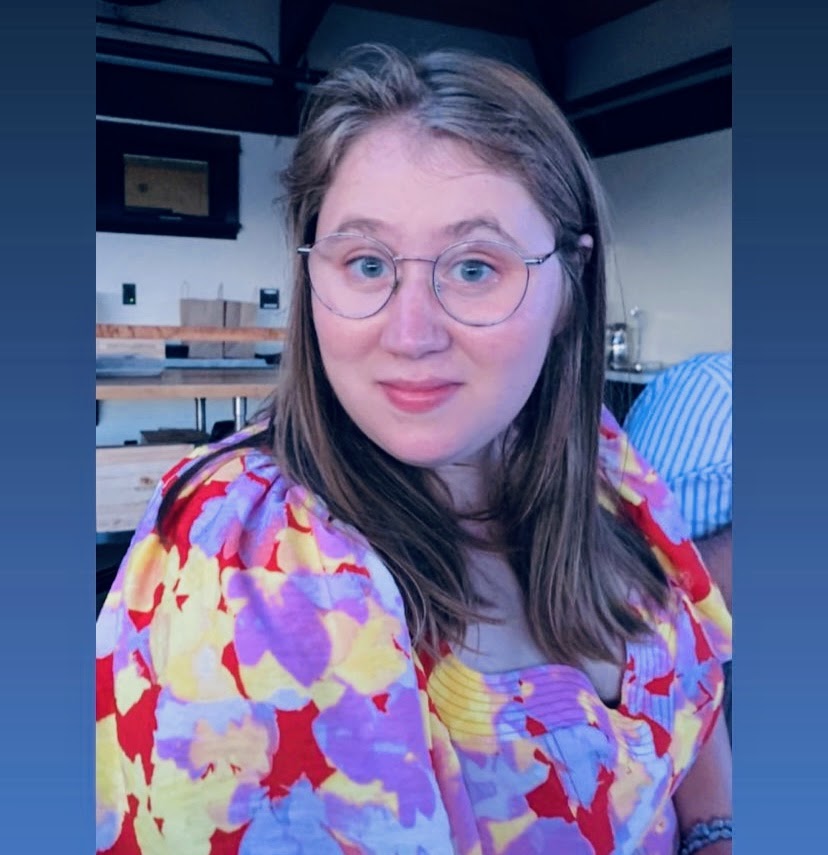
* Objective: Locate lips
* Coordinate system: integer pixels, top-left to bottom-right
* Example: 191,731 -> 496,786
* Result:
378,380 -> 462,414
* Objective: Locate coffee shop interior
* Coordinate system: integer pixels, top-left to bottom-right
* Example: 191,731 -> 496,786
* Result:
95,0 -> 732,611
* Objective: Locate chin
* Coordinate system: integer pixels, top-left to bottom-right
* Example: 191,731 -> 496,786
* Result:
371,431 -> 493,470
364,433 -> 465,469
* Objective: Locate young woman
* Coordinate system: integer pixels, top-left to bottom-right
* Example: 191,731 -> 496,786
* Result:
96,44 -> 732,855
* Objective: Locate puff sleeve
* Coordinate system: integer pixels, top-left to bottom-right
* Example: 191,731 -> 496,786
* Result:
95,443 -> 452,854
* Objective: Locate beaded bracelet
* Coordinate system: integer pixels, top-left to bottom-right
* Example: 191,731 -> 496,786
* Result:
678,817 -> 733,855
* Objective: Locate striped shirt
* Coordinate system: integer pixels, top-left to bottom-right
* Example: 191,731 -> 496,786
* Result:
624,351 -> 732,539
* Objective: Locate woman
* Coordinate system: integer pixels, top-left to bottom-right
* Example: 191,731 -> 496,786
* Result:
96,44 -> 732,855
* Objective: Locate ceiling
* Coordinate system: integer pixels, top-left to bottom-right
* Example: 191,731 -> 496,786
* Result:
320,0 -> 661,40
105,0 -> 662,42
275,0 -> 663,95
97,0 -> 731,157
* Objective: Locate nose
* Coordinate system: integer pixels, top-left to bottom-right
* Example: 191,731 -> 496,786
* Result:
378,258 -> 451,358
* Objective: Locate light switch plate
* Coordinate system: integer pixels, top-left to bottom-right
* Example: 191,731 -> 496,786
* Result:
122,283 -> 137,305
259,288 -> 279,309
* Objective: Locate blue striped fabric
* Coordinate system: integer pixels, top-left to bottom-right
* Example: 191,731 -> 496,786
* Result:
623,352 -> 732,539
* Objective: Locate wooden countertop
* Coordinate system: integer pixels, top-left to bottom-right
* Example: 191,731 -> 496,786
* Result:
96,368 -> 280,400
96,323 -> 286,342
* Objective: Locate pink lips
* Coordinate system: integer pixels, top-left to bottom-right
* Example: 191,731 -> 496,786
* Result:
378,380 -> 461,414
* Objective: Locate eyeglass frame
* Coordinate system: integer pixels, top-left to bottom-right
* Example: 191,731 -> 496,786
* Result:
296,232 -> 559,327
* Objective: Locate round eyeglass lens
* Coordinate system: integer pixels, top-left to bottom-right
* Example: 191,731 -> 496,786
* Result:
434,240 -> 529,325
306,234 -> 396,319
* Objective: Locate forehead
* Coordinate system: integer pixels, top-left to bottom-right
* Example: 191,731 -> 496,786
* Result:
317,122 -> 551,244
331,122 -> 514,191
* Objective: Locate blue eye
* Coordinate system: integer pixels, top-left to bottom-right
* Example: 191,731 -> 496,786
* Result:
454,259 -> 494,283
444,258 -> 497,286
348,255 -> 390,279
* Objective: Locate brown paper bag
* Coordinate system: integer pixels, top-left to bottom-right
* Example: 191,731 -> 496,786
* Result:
179,297 -> 224,358
222,300 -> 260,359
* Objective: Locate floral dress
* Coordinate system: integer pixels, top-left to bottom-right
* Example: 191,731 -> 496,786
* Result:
96,410 -> 731,854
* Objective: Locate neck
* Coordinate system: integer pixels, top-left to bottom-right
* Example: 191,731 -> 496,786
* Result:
434,443 -> 500,533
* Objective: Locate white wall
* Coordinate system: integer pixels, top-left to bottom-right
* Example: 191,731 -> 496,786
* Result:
95,128 -> 295,446
596,128 -> 732,365
96,127 -> 295,326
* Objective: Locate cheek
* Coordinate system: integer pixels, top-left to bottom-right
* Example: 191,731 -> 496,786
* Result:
464,316 -> 554,413
489,323 -> 552,390
312,302 -> 380,387
484,276 -> 565,391
311,307 -> 347,392
313,304 -> 356,361
506,275 -> 565,358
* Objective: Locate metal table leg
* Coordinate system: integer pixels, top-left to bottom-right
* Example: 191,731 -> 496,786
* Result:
195,397 -> 207,433
233,396 -> 248,431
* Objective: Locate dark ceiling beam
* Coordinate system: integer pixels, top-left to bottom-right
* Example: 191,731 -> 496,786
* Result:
95,38 -> 326,135
339,0 -> 526,38
568,74 -> 732,158
337,0 -> 661,39
562,47 -> 732,116
526,39 -> 567,104
279,0 -> 334,68
561,47 -> 732,157
517,0 -> 567,103
96,15 -> 277,65
562,0 -> 665,38
97,62 -> 303,136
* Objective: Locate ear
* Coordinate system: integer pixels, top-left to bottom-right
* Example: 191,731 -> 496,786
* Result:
577,233 -> 594,263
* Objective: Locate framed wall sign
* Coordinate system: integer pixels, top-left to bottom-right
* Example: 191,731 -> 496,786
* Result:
97,120 -> 241,239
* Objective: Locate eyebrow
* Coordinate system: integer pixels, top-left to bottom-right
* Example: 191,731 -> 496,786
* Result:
334,217 -> 388,236
443,217 -> 518,245
332,216 -> 520,246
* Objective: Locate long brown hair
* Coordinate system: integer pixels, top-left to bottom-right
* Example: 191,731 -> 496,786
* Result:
161,44 -> 667,664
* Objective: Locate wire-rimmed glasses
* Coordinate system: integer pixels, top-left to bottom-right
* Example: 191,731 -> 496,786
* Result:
297,232 -> 558,327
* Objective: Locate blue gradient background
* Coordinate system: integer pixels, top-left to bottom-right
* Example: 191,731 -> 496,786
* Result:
0,1 -> 94,850
734,0 -> 828,851
1,1 -> 824,851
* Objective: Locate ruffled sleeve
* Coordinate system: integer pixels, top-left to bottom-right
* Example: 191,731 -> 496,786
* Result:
95,440 -> 452,854
597,406 -> 732,666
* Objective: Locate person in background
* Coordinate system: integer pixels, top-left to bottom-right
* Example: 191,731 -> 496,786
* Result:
96,45 -> 732,854
624,350 -> 733,736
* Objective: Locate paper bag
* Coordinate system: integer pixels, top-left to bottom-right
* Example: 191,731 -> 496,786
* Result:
222,300 -> 260,359
179,297 -> 224,358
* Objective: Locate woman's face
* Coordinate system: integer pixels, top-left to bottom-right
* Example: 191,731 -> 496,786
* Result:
311,122 -> 567,468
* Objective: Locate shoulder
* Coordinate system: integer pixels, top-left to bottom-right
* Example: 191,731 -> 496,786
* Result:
99,426 -> 408,644
598,405 -> 689,541
638,579 -> 731,678
598,407 -> 732,658
156,426 -> 368,572
95,435 -> 429,853
623,352 -> 732,476
628,351 -> 731,418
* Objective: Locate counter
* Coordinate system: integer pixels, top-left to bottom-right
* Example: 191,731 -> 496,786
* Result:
605,368 -> 663,385
96,368 -> 280,433
95,368 -> 280,401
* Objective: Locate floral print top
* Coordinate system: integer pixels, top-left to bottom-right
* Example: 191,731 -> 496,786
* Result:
96,409 -> 731,854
